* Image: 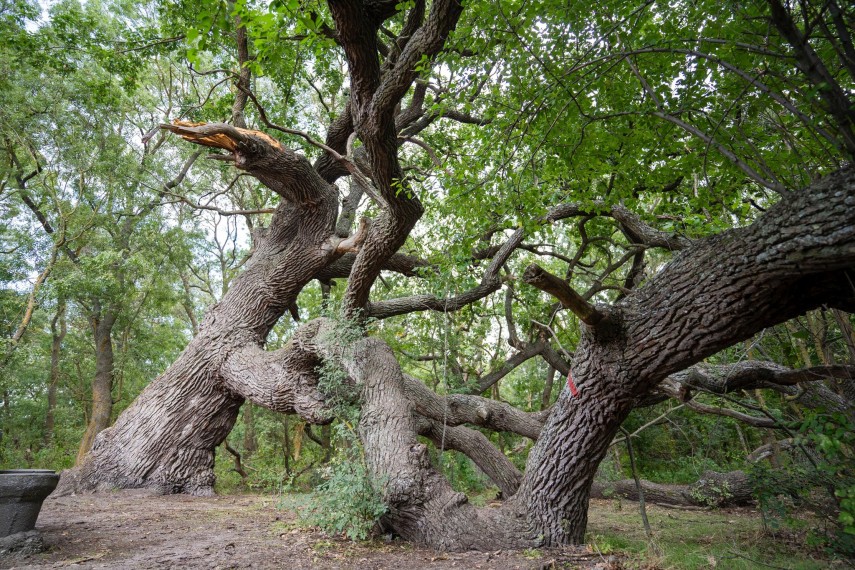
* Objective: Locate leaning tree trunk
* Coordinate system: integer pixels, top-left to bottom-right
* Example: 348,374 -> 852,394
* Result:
302,168 -> 853,550
506,168 -> 855,545
44,299 -> 66,446
58,124 -> 359,495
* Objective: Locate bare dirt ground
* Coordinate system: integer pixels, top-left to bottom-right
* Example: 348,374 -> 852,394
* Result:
1,491 -> 615,569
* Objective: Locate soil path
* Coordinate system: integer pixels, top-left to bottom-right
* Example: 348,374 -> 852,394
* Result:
1,491 -> 612,569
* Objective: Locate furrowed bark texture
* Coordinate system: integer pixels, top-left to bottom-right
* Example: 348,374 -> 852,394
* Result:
325,331 -> 534,550
509,167 -> 855,545
60,128 -> 345,496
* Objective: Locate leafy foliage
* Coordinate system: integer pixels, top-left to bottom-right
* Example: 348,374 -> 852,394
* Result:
0,0 -> 853,563
284,443 -> 387,541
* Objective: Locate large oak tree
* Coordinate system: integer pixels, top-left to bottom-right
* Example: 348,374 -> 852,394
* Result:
60,0 -> 855,549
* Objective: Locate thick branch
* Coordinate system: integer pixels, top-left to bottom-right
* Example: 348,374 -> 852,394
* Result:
403,374 -> 545,440
416,417 -> 522,497
368,227 -> 524,319
546,202 -> 693,250
659,361 -> 854,415
219,323 -> 328,424
591,470 -> 754,508
622,166 -> 855,391
666,361 -> 855,394
522,264 -> 605,326
161,122 -> 332,206
315,251 -> 430,282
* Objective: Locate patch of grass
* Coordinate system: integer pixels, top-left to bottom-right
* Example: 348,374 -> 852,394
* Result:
269,520 -> 301,534
586,499 -> 831,569
467,487 -> 500,507
312,539 -> 337,553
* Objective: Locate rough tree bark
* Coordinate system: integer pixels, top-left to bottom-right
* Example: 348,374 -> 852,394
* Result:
63,0 -> 855,553
58,124 -> 358,495
512,168 -> 855,545
76,302 -> 118,464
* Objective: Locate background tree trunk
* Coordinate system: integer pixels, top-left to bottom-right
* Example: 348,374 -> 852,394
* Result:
44,300 -> 66,446
76,305 -> 117,464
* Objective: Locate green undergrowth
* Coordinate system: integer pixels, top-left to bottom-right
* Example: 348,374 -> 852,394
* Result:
269,488 -> 841,568
586,499 -> 840,569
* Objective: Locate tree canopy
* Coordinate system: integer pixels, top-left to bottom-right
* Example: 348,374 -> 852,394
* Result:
2,0 -> 854,559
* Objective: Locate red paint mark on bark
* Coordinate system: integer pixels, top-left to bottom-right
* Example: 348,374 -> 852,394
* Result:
567,370 -> 579,397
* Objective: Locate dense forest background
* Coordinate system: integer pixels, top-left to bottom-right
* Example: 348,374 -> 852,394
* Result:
1,0 -> 854,563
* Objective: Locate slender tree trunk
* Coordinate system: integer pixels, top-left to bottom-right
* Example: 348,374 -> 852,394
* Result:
44,300 -> 67,446
834,309 -> 855,362
76,304 -> 118,464
541,365 -> 556,410
281,415 -> 291,474
831,309 -> 855,402
243,404 -> 257,458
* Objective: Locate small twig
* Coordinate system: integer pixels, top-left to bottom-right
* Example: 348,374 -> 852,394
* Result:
620,426 -> 655,544
530,320 -> 572,359
724,550 -> 790,569
399,135 -> 442,167
159,191 -> 275,216
612,404 -> 685,446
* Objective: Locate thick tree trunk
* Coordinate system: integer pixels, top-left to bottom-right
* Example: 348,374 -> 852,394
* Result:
327,332 -> 534,550
510,340 -> 636,545
59,125 -> 348,496
506,167 -> 855,546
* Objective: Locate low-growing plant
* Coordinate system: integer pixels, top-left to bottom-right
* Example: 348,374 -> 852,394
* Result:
296,453 -> 387,541
750,411 -> 855,559
280,310 -> 387,541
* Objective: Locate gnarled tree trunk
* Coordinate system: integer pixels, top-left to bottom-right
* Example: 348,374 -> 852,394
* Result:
63,0 -> 855,552
59,124 -> 352,495
55,161 -> 855,544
